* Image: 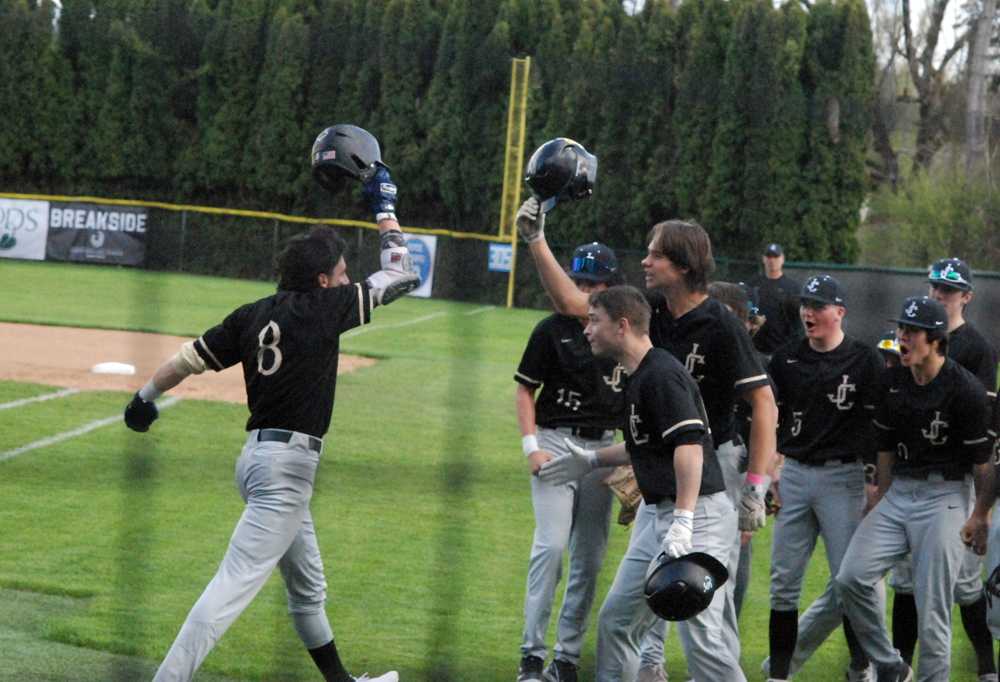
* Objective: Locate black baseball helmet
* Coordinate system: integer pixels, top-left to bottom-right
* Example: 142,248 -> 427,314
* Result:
571,242 -> 619,283
524,137 -> 597,212
644,551 -> 728,621
311,124 -> 386,191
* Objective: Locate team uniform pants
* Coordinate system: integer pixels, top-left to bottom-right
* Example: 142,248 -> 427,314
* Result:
836,476 -> 971,682
154,431 -> 331,682
521,427 -> 615,666
891,477 -> 983,606
985,504 -> 1000,638
638,439 -> 744,670
596,493 -> 744,682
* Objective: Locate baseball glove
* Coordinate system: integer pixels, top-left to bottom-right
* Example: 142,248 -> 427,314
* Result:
604,465 -> 642,526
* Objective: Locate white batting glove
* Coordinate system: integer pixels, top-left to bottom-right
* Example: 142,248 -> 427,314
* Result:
662,509 -> 694,558
537,438 -> 596,485
738,479 -> 768,531
515,197 -> 545,243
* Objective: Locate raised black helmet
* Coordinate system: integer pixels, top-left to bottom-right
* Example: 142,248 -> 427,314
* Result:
311,124 -> 386,190
524,138 -> 597,212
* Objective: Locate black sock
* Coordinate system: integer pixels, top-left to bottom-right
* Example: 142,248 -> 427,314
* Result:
892,592 -> 918,666
769,608 -> 798,679
960,596 -> 997,675
308,640 -> 352,682
843,616 -> 869,670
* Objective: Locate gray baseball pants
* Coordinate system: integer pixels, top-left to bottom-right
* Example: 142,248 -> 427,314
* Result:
597,493 -> 744,682
521,427 -> 615,666
836,475 -> 972,682
638,439 -> 744,670
154,431 -> 331,682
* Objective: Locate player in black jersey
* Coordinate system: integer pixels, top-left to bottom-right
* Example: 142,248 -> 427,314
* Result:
836,296 -> 995,682
123,127 -> 415,682
514,242 -> 625,682
515,204 -> 776,678
762,275 -> 880,682
887,258 -> 1000,681
537,285 -> 744,681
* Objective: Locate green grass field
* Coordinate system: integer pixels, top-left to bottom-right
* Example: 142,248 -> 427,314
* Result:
0,260 -> 985,681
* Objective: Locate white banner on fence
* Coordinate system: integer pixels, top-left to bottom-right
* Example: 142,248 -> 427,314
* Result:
0,198 -> 49,261
404,233 -> 437,298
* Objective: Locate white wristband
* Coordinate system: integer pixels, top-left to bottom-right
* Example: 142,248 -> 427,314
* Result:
522,434 -> 539,457
673,508 -> 694,521
138,379 -> 163,402
375,211 -> 397,223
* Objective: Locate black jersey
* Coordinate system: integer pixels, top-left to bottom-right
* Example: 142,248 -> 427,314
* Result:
514,314 -> 625,430
873,359 -> 991,478
768,336 -> 882,464
949,322 -> 997,395
194,283 -> 373,438
646,292 -> 769,446
750,274 -> 802,354
624,347 -> 726,504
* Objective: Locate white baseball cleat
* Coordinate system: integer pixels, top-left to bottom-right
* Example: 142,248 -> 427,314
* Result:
353,672 -> 398,682
845,663 -> 874,682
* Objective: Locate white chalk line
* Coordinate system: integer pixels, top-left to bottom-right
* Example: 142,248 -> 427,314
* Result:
463,306 -> 495,316
0,388 -> 80,410
0,396 -> 181,463
341,311 -> 446,338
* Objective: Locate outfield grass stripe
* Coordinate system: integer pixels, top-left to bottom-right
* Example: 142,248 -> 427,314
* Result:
341,311 -> 446,338
0,387 -> 80,410
0,396 -> 181,462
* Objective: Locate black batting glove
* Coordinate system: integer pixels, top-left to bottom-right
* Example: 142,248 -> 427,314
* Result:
361,164 -> 398,219
124,392 -> 159,432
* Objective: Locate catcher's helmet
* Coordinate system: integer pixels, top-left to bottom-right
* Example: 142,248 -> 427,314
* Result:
311,124 -> 386,190
524,138 -> 597,212
644,551 -> 728,621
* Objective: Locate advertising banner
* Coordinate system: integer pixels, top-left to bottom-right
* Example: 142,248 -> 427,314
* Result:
488,242 -> 513,272
45,202 -> 148,265
0,198 -> 49,261
404,233 -> 437,298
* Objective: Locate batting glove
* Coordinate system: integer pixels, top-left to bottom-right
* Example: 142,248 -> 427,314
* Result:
738,479 -> 768,531
662,509 -> 694,558
124,392 -> 158,432
362,164 -> 398,221
515,197 -> 545,243
537,438 -> 596,485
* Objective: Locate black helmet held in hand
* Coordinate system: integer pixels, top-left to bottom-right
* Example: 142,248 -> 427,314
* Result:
311,124 -> 387,190
524,137 -> 597,212
644,551 -> 729,621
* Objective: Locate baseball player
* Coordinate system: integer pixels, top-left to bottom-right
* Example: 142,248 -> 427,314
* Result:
763,275 -> 880,682
888,258 -> 998,680
836,295 -> 995,682
537,285 -> 743,681
516,204 -> 777,681
750,243 -> 802,359
123,125 -> 416,682
515,242 -> 625,682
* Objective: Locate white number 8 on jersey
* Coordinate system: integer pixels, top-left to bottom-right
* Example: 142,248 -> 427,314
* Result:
257,321 -> 283,376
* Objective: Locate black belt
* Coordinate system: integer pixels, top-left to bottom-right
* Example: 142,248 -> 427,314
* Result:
897,469 -> 967,482
797,457 -> 856,468
550,425 -> 612,440
257,429 -> 322,453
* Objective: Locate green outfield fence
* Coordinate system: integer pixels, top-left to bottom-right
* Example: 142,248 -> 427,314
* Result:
5,192 -> 1000,351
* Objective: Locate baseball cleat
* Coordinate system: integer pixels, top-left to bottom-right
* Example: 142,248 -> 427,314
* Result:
978,675 -> 999,682
845,663 -> 874,682
543,658 -> 578,682
517,655 -> 544,682
352,673 -> 398,682
636,663 -> 669,682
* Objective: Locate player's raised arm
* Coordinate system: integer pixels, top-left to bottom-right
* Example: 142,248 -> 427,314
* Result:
359,166 -> 419,306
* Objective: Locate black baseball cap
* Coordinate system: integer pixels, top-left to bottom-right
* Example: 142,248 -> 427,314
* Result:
764,243 -> 783,257
890,296 -> 947,330
876,330 -> 900,357
927,257 -> 973,291
799,274 -> 845,307
571,242 -> 618,283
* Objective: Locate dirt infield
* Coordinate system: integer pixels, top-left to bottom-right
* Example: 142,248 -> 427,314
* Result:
0,322 -> 376,403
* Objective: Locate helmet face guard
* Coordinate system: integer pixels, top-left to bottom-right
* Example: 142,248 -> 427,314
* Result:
525,138 -> 598,213
311,124 -> 387,192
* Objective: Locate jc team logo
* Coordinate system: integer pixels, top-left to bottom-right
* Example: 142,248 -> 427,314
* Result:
921,411 -> 949,445
628,403 -> 649,445
684,343 -> 705,382
603,364 -> 625,393
827,374 -> 856,411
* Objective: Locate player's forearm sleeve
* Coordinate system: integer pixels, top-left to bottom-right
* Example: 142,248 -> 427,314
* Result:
365,229 -> 420,306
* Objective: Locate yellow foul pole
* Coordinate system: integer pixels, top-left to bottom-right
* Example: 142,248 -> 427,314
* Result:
499,57 -> 531,308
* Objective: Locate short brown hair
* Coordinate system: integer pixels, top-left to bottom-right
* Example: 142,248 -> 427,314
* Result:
647,220 -> 715,292
589,285 -> 651,336
707,281 -> 748,323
